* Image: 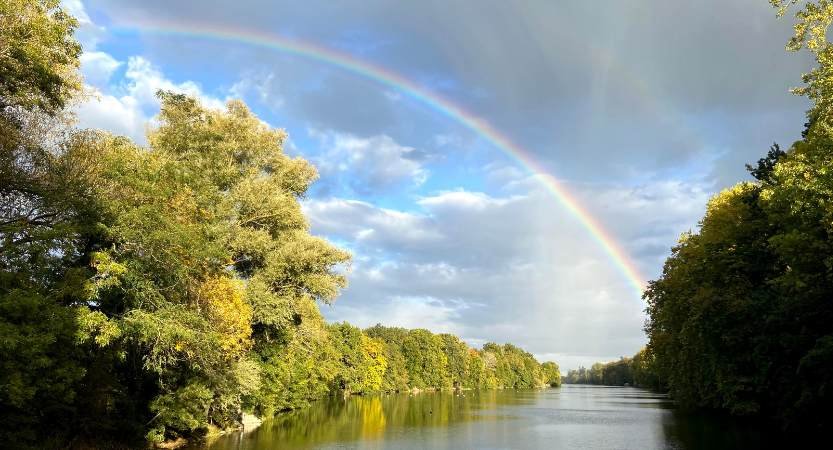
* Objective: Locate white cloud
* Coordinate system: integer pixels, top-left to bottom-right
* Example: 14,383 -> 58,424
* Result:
75,89 -> 146,142
229,71 -> 285,109
61,0 -> 104,49
324,295 -> 465,335
80,51 -> 122,87
65,1 -> 229,144
418,190 -> 517,211
120,56 -> 226,110
75,56 -> 227,143
303,198 -> 442,251
310,131 -> 429,194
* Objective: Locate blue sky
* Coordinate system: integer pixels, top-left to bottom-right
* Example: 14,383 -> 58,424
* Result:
65,0 -> 811,370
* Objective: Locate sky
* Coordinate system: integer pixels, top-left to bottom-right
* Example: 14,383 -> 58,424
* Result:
64,0 -> 812,370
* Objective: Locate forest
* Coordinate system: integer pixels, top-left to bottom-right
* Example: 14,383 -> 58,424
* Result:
642,0 -> 833,431
5,0 -> 833,447
0,1 -> 559,447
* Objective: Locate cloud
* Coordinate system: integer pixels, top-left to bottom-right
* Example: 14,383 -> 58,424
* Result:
64,2 -> 231,143
309,131 -> 429,195
87,0 -> 811,182
75,56 -> 228,143
61,0 -> 105,49
229,71 -> 285,109
119,56 -> 226,110
80,51 -> 122,87
303,198 -> 440,255
322,295 -> 465,335
75,89 -> 146,142
308,178 -> 710,370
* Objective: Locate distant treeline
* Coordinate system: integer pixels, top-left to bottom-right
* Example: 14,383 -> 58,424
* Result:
0,3 -> 557,448
563,349 -> 663,390
641,1 -> 833,431
363,325 -> 561,393
257,323 -> 561,419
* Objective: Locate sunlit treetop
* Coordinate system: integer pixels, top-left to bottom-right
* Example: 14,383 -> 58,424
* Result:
772,0 -> 833,133
0,0 -> 81,113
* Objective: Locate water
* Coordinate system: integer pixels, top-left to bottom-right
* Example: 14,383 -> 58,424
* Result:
200,385 -> 781,449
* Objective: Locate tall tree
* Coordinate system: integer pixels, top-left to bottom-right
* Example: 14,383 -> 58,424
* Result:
642,1 -> 833,429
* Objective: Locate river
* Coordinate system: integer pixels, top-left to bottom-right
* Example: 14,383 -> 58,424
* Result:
199,385 -> 782,449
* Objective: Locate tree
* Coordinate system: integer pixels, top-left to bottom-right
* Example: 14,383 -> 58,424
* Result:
439,334 -> 468,388
640,4 -> 833,426
364,325 -> 410,392
0,0 -> 81,113
630,348 -> 662,390
541,362 -> 561,387
329,323 -> 387,394
401,329 -> 450,389
0,1 -> 98,445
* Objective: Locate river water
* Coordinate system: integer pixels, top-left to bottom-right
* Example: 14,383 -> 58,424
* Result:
200,385 -> 781,449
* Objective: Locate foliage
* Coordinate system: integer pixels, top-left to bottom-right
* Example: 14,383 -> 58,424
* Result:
0,290 -> 85,443
364,325 -> 411,391
439,334 -> 468,388
366,325 -> 551,391
0,0 -> 81,113
639,1 -> 833,429
0,3 -> 560,447
401,329 -> 451,389
563,349 -> 663,390
246,317 -> 337,417
327,322 -> 388,394
359,334 -> 388,393
630,348 -> 663,390
541,362 -> 562,387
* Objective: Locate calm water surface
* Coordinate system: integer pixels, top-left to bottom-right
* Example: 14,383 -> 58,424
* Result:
201,385 -> 781,449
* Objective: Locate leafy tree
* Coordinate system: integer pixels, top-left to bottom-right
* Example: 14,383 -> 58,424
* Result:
359,335 -> 387,393
640,3 -> 833,428
630,348 -> 663,390
0,1 -> 99,445
364,325 -> 410,392
464,349 -> 488,389
746,143 -> 786,182
329,322 -> 388,394
247,318 -> 337,417
0,0 -> 81,113
541,362 -> 561,387
439,334 -> 468,388
401,329 -> 450,389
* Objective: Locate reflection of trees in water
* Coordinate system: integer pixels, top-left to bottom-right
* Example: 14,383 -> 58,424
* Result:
211,390 -> 540,449
359,397 -> 385,439
660,410 -> 782,450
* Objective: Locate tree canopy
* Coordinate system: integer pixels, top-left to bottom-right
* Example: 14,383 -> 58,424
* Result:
641,0 -> 833,431
0,2 -> 559,447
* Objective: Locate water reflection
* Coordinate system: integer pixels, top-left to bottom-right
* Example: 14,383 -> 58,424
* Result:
200,386 -> 787,450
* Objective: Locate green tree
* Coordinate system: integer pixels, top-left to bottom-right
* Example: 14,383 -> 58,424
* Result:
541,362 -> 561,387
328,323 -> 388,394
401,329 -> 450,389
364,325 -> 410,392
0,1 -> 99,445
640,4 -> 833,426
630,348 -> 662,390
0,0 -> 81,113
439,334 -> 468,389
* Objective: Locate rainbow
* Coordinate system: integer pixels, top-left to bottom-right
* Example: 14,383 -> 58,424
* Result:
117,21 -> 647,296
